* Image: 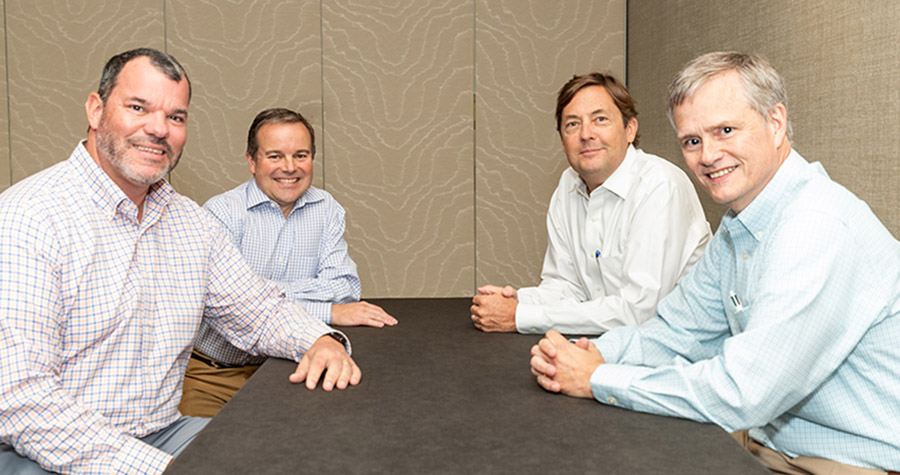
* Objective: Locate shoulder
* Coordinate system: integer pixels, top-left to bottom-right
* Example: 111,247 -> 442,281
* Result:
0,160 -> 79,235
629,148 -> 696,193
304,186 -> 346,215
203,181 -> 253,224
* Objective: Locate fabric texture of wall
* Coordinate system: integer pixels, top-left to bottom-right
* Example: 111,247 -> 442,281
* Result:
0,0 -> 625,297
627,0 -> 900,238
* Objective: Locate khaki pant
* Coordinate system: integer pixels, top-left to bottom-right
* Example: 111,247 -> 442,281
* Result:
732,431 -> 895,475
179,350 -> 262,417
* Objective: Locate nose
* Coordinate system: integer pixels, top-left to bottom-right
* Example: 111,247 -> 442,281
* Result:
579,122 -> 595,141
144,111 -> 169,139
699,139 -> 721,166
281,157 -> 297,173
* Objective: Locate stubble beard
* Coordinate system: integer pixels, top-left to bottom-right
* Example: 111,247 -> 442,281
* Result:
96,116 -> 181,186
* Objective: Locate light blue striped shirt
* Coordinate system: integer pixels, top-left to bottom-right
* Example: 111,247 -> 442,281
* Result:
0,144 -> 341,473
590,150 -> 900,471
193,180 -> 360,365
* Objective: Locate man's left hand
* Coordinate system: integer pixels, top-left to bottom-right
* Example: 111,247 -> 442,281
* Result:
332,301 -> 398,327
289,335 -> 361,390
530,330 -> 603,398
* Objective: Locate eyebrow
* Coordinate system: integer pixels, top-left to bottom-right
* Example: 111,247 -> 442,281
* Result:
126,96 -> 188,117
563,108 -> 609,121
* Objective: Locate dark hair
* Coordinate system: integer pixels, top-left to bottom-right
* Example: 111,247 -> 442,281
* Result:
555,72 -> 639,147
97,48 -> 191,103
246,108 -> 316,159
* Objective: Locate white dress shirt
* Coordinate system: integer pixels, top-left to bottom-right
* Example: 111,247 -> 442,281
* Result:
516,145 -> 710,335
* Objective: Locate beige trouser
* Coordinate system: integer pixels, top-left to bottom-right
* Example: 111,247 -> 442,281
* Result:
732,431 -> 896,475
179,350 -> 262,418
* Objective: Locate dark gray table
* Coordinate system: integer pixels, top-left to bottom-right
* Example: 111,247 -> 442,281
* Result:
167,298 -> 767,474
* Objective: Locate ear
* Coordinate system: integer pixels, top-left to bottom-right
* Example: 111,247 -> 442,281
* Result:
85,92 -> 104,131
246,152 -> 257,175
625,117 -> 638,144
768,103 -> 788,147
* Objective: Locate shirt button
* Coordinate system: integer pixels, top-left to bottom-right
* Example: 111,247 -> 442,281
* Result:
742,252 -> 749,260
530,327 -> 538,333
607,397 -> 617,405
597,286 -> 603,291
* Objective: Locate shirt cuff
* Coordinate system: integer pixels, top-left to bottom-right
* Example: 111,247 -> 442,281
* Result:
112,436 -> 173,474
589,363 -> 647,409
300,301 -> 333,324
515,303 -> 547,334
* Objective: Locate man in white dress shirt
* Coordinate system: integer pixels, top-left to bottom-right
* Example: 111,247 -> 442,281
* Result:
471,73 -> 710,335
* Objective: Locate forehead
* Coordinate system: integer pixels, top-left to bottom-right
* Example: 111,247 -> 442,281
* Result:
111,57 -> 190,108
563,85 -> 618,116
256,122 -> 311,147
674,72 -> 755,130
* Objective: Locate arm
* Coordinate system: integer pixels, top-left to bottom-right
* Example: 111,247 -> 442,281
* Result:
590,211 -> 884,431
0,210 -> 171,473
201,227 -> 360,390
517,180 -> 710,335
272,199 -> 361,323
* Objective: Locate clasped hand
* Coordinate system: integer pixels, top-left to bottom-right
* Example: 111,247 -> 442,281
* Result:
530,330 -> 605,399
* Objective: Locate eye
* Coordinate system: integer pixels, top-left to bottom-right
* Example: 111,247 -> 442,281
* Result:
295,153 -> 310,160
682,137 -> 701,149
169,115 -> 185,123
267,154 -> 281,161
564,121 -> 579,133
721,126 -> 733,135
593,116 -> 607,123
130,105 -> 145,112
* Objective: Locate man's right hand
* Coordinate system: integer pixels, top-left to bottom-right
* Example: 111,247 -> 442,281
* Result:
471,284 -> 518,332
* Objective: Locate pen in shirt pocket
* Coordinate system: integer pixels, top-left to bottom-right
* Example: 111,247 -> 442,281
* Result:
729,291 -> 745,312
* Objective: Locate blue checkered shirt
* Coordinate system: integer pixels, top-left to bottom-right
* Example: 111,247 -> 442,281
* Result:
0,143 -> 342,473
590,150 -> 900,471
193,180 -> 360,365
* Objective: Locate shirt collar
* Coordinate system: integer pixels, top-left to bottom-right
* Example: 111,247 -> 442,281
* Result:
572,144 -> 636,200
245,179 -> 324,214
723,149 -> 806,240
72,141 -> 173,222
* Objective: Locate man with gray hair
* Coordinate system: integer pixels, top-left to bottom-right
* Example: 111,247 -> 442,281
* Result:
530,52 -> 900,473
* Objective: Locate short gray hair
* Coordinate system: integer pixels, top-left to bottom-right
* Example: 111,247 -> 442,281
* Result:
666,52 -> 791,140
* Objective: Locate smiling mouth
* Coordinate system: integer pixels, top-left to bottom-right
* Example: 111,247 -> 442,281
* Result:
709,166 -> 736,179
274,177 -> 300,184
134,144 -> 164,155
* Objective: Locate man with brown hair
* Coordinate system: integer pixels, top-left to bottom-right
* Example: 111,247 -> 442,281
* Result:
181,108 -> 396,417
531,52 -> 900,474
471,72 -> 709,335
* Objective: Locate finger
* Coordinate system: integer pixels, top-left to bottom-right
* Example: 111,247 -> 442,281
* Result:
289,356 -> 310,384
304,354 -> 327,390
535,373 -> 561,393
501,286 -> 517,298
477,285 -> 502,295
575,337 -> 591,350
335,358 -> 353,390
320,356 -> 344,392
530,354 -> 556,377
350,360 -> 362,385
538,337 -> 559,359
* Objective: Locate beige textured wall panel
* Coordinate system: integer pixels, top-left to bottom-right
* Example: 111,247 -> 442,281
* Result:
0,7 -> 9,193
628,1 -> 900,237
475,0 -> 626,289
6,1 -> 163,182
323,0 -> 474,297
167,0 -> 324,205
